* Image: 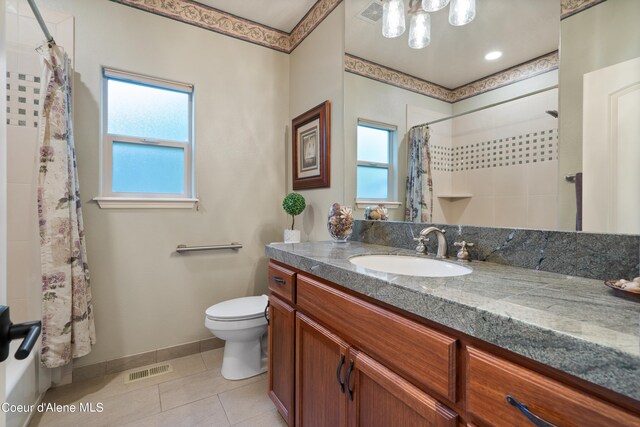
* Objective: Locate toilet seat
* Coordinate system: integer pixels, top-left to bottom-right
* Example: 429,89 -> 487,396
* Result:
206,295 -> 267,321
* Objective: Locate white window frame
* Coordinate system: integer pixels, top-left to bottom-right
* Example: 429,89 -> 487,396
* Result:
94,67 -> 197,209
356,119 -> 400,208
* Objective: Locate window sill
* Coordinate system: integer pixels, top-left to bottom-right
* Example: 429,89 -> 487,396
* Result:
355,200 -> 402,209
93,197 -> 199,209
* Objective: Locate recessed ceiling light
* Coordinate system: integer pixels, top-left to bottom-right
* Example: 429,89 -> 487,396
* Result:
484,51 -> 503,61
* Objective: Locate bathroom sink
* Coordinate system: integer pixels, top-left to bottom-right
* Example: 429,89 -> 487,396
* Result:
349,255 -> 472,277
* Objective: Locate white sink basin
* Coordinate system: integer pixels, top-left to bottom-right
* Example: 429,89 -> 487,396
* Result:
349,255 -> 472,277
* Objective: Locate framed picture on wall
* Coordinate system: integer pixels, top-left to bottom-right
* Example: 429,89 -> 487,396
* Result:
292,100 -> 330,190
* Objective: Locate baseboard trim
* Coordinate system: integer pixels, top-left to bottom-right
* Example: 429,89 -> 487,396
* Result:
72,337 -> 224,383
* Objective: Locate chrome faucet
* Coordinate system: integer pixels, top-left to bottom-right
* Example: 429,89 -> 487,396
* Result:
413,227 -> 447,258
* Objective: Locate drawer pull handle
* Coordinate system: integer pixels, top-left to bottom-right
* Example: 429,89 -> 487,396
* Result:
336,355 -> 345,393
506,395 -> 558,427
264,301 -> 269,325
345,360 -> 355,401
272,277 -> 286,285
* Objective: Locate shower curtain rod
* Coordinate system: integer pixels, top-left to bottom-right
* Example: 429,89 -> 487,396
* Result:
410,85 -> 559,130
26,0 -> 56,46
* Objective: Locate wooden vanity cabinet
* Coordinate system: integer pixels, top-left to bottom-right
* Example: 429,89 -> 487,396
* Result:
296,313 -> 348,427
465,347 -> 640,427
267,262 -> 297,426
295,312 -> 458,427
268,261 -> 640,427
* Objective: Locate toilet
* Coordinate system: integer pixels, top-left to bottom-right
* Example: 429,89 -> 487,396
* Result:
204,294 -> 269,380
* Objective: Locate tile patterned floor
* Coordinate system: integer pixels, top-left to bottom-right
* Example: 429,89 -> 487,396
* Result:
28,349 -> 287,427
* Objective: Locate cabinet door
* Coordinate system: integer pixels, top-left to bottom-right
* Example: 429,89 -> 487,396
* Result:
296,313 -> 349,427
466,346 -> 640,427
268,295 -> 295,426
348,350 -> 458,427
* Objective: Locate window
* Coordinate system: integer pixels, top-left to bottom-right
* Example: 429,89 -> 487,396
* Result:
356,120 -> 396,202
96,68 -> 195,208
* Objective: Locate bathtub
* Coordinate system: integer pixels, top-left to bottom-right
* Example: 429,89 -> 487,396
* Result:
6,340 -> 50,427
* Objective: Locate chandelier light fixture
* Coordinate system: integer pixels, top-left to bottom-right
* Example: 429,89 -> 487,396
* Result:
382,0 -> 476,49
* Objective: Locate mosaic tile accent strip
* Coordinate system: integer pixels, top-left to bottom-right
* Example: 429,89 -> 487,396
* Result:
451,129 -> 559,171
344,54 -> 454,102
430,129 -> 558,172
111,0 -> 291,52
110,0 -> 342,54
6,71 -> 40,128
561,0 -> 607,19
451,52 -> 559,102
345,52 -> 559,104
430,144 -> 453,172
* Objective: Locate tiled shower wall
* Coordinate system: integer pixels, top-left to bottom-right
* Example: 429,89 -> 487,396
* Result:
5,0 -> 73,323
424,89 -> 559,229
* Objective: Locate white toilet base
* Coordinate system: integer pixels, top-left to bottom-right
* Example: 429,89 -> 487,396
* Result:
220,338 -> 267,380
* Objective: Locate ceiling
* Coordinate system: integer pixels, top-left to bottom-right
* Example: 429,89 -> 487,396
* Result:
346,0 -> 560,89
194,1 -> 560,89
195,0 -> 318,33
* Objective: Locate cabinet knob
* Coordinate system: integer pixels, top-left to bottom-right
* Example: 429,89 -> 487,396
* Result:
506,395 -> 557,427
272,277 -> 286,285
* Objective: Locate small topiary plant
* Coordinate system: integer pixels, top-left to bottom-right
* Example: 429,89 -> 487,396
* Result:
282,192 -> 306,230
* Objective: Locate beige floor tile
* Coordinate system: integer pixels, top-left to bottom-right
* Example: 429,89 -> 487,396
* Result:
121,396 -> 230,427
230,408 -> 288,427
201,348 -> 225,371
40,376 -> 108,406
100,353 -> 207,398
218,378 -> 273,424
159,368 -> 261,411
43,353 -> 206,405
30,385 -> 161,427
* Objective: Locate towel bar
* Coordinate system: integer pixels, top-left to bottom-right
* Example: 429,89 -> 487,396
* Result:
176,243 -> 242,253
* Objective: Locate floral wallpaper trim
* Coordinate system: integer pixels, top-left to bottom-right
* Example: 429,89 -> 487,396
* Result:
290,0 -> 343,51
344,54 -> 454,103
110,0 -> 342,53
345,51 -> 559,104
111,0 -> 291,52
561,0 -> 608,19
451,51 -> 559,102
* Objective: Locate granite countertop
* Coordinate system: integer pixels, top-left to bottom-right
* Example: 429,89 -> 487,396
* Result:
265,241 -> 640,401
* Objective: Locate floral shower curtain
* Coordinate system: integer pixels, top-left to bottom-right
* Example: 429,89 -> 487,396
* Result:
404,126 -> 433,223
38,46 -> 95,368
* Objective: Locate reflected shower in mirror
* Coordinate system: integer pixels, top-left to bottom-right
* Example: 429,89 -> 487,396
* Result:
344,0 -> 640,234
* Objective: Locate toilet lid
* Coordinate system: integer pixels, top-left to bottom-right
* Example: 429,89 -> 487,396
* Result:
206,295 -> 268,321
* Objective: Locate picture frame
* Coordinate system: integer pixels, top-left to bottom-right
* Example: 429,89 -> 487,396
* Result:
292,100 -> 330,190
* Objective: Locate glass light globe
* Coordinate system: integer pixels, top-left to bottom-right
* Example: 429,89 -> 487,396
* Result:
422,0 -> 450,12
449,0 -> 476,26
382,0 -> 406,38
408,10 -> 431,49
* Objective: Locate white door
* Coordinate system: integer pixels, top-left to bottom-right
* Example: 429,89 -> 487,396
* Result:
1,0 -> 9,426
583,56 -> 640,234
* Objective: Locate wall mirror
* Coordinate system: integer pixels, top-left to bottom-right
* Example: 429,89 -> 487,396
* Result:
343,0 -> 640,235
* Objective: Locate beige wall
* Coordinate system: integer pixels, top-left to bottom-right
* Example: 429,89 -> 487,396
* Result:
289,4 -> 345,241
344,72 -> 452,221
343,69 -> 559,226
558,0 -> 640,230
38,0 -> 290,367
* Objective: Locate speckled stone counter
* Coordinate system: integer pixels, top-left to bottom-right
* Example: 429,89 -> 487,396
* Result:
265,241 -> 640,401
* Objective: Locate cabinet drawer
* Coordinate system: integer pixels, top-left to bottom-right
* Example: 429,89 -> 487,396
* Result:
297,274 -> 457,401
268,262 -> 295,303
466,346 -> 640,427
